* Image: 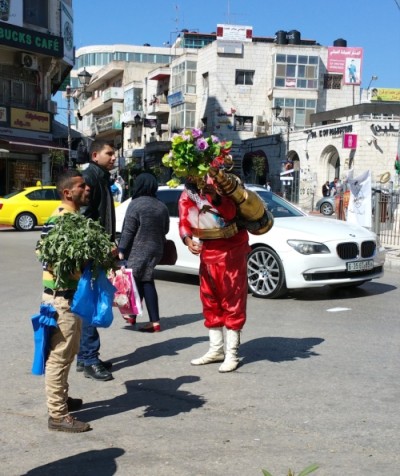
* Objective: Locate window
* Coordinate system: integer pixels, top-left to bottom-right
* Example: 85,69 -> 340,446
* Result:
171,60 -> 197,94
274,98 -> 316,128
324,74 -> 342,89
157,190 -> 181,218
275,55 -> 319,89
27,189 -> 57,201
170,103 -> 196,131
23,0 -> 48,28
235,70 -> 254,85
234,116 -> 253,132
124,87 -> 143,112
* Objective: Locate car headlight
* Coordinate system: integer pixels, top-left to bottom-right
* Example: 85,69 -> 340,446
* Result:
287,240 -> 330,255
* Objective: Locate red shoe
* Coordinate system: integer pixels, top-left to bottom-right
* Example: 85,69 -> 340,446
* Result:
122,315 -> 136,325
139,323 -> 161,333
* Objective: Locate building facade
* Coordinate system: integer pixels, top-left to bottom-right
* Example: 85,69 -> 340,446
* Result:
0,0 -> 74,195
74,27 -> 399,207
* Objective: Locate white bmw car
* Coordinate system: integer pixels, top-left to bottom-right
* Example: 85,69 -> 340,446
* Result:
116,185 -> 385,299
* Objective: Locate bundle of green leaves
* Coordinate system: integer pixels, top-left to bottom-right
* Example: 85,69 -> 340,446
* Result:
37,213 -> 115,287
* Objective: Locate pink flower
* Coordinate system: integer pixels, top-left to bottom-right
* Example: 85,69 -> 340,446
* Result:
196,138 -> 209,151
192,128 -> 203,139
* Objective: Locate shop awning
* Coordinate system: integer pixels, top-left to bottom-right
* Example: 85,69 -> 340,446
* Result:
0,135 -> 68,152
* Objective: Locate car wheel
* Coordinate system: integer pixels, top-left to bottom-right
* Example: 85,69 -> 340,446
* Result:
320,202 -> 334,216
15,213 -> 36,231
247,246 -> 287,298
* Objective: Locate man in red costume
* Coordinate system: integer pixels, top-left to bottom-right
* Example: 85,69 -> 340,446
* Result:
179,180 -> 250,372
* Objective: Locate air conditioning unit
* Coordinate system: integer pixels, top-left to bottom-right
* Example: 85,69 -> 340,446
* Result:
47,100 -> 57,114
256,115 -> 267,125
255,125 -> 267,135
21,53 -> 39,70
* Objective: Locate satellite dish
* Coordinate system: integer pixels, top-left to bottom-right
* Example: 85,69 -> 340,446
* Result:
379,171 -> 391,184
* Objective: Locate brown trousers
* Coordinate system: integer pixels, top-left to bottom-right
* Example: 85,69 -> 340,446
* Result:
42,293 -> 82,419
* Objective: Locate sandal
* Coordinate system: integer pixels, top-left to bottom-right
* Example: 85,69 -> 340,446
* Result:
139,323 -> 161,333
122,315 -> 136,325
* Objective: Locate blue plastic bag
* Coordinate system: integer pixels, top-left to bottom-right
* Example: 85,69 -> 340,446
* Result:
71,265 -> 96,323
31,303 -> 58,375
71,265 -> 116,328
92,268 -> 116,328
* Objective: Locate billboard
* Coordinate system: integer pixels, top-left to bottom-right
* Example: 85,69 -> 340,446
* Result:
327,47 -> 363,85
371,88 -> 400,102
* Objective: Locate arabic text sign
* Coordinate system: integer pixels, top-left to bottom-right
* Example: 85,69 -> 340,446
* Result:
327,47 -> 363,85
11,108 -> 50,132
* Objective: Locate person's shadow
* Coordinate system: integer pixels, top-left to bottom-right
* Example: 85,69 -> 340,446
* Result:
241,336 -> 325,364
22,448 -> 125,476
110,336 -> 208,372
75,375 -> 205,422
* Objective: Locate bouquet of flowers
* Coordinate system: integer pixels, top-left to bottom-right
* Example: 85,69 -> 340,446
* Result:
162,128 -> 232,188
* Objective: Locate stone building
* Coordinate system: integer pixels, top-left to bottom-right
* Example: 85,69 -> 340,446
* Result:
0,0 -> 74,194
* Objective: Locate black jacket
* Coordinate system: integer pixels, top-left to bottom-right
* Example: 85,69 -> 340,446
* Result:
82,162 -> 116,241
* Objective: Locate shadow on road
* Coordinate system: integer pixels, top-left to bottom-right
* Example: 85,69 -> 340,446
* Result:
110,336 -> 208,372
22,447 -> 125,476
286,281 -> 397,301
241,336 -> 324,364
75,375 -> 205,422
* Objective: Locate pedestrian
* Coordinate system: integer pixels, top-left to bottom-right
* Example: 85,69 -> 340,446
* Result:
178,178 -> 251,372
322,181 -> 330,197
118,173 -> 169,332
111,177 -> 123,203
265,181 -> 271,192
76,140 -> 116,381
37,170 -> 91,432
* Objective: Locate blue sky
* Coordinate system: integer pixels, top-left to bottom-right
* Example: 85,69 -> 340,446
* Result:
57,0 -> 400,123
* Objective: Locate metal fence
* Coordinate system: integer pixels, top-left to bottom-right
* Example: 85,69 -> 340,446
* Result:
335,189 -> 400,246
372,190 -> 400,246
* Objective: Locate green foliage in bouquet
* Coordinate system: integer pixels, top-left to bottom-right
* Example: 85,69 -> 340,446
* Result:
162,128 -> 232,188
37,213 -> 116,287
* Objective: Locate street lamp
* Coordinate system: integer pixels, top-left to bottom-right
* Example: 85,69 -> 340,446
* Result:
272,105 -> 291,157
272,105 -> 292,199
65,68 -> 92,169
366,75 -> 378,101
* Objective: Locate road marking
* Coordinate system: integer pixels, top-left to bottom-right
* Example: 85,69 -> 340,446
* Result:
327,307 -> 351,312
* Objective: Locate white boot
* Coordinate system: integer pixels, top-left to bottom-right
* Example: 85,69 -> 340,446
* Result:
219,329 -> 240,373
191,328 -> 225,365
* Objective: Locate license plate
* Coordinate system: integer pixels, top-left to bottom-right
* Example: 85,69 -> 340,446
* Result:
347,260 -> 374,272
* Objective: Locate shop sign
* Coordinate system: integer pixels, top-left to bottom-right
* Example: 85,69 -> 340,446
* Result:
11,108 -> 50,132
61,1 -> 74,65
217,24 -> 253,42
370,123 -> 399,136
319,124 -> 353,137
167,91 -> 184,107
343,133 -> 357,149
0,107 -> 8,125
0,22 -> 63,57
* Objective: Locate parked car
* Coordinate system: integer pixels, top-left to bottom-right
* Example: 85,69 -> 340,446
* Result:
315,196 -> 335,216
0,186 -> 61,231
116,185 -> 385,299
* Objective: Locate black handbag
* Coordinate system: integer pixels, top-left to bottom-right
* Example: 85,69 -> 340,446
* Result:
159,239 -> 177,265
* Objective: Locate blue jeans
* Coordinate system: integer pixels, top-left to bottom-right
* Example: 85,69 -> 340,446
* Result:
77,320 -> 100,366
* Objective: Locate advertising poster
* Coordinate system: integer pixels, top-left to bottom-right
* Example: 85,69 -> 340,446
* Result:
61,1 -> 74,65
346,169 -> 372,228
112,103 -> 123,130
371,88 -> 400,102
327,47 -> 363,85
0,0 -> 23,26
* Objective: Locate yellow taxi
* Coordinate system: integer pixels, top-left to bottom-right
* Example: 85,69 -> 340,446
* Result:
0,186 -> 61,231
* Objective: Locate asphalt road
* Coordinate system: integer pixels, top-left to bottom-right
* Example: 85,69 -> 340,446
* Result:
1,229 -> 399,476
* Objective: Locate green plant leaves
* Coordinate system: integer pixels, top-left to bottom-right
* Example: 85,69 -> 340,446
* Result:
37,213 -> 115,287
